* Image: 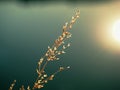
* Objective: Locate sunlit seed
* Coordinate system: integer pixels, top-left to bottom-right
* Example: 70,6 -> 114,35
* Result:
69,25 -> 72,29
45,80 -> 48,83
36,69 -> 40,74
77,15 -> 79,18
62,51 -> 65,53
56,58 -> 59,60
41,77 -> 44,79
63,45 -> 66,49
67,43 -> 70,47
72,16 -> 74,20
47,58 -> 51,61
67,35 -> 70,38
11,84 -> 14,87
69,33 -> 72,37
62,33 -> 66,37
39,58 -> 43,63
27,86 -> 30,90
51,75 -> 54,77
38,80 -> 41,84
63,25 -> 67,30
45,53 -> 48,56
62,41 -> 64,44
67,66 -> 70,69
38,62 -> 40,65
48,46 -> 50,49
58,52 -> 61,55
67,34 -> 72,38
38,85 -> 43,89
44,74 -> 47,77
59,36 -> 62,38
59,67 -> 64,71
65,22 -> 68,26
40,58 -> 43,61
54,47 -> 57,50
49,75 -> 54,80
49,49 -> 52,52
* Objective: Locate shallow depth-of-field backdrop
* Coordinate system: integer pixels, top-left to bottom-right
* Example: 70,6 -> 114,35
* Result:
0,0 -> 120,90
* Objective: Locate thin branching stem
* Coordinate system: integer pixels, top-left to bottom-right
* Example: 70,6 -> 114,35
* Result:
8,10 -> 80,90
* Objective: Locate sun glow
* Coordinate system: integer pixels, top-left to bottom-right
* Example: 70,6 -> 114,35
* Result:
112,20 -> 120,43
96,18 -> 120,53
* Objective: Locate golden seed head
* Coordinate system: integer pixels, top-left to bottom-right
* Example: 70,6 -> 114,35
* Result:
19,10 -> 79,90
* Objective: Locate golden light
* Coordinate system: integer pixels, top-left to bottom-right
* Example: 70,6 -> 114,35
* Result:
112,19 -> 120,43
95,18 -> 120,54
91,2 -> 120,54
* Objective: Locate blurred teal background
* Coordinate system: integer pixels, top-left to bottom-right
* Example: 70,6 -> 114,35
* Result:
0,1 -> 120,90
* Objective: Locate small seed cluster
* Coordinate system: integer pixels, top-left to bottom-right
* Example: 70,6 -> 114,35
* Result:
8,10 -> 80,90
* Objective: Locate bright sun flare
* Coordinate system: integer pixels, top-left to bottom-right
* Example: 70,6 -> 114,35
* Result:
112,20 -> 120,42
